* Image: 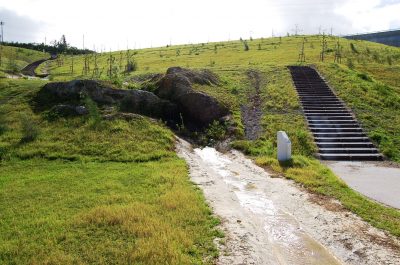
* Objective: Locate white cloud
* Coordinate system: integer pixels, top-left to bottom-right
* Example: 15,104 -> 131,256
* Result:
0,0 -> 399,50
335,0 -> 400,33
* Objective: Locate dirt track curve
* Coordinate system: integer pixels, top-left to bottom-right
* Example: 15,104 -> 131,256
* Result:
21,58 -> 51,77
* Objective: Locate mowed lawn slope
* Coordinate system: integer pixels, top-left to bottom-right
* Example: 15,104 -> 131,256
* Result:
0,79 -> 220,264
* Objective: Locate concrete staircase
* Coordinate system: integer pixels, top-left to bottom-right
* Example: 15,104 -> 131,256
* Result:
288,66 -> 383,161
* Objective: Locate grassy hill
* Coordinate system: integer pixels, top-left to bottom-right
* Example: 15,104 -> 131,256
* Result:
1,36 -> 400,263
42,35 -> 400,161
0,45 -> 49,76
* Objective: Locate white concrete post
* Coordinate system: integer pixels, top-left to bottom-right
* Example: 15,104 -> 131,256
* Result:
277,131 -> 291,161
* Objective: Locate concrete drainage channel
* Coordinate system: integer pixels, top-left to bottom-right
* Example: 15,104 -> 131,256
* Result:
288,66 -> 383,161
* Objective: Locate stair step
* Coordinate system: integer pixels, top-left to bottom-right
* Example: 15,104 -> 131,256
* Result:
313,132 -> 366,137
319,153 -> 383,161
314,137 -> 370,143
301,98 -> 339,100
309,124 -> 359,128
311,128 -> 363,132
317,142 -> 375,148
304,107 -> 347,110
305,110 -> 351,114
306,115 -> 353,120
308,120 -> 358,124
306,113 -> 350,116
301,99 -> 341,102
303,103 -> 345,106
319,148 -> 379,154
301,97 -> 341,99
297,93 -> 334,95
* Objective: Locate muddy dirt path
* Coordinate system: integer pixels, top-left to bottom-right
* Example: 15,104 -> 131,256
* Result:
241,70 -> 263,140
176,138 -> 400,265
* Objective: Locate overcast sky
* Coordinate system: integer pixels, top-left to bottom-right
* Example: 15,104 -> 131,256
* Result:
0,0 -> 399,51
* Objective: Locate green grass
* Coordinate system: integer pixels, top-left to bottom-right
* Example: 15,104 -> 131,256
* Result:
0,45 -> 49,75
1,35 -> 400,263
0,79 -> 220,264
40,35 -> 400,160
318,63 -> 400,161
0,159 -> 220,264
33,36 -> 400,233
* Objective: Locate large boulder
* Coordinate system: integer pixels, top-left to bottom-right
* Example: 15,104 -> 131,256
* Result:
179,92 -> 229,126
35,68 -> 229,129
155,67 -> 229,127
50,104 -> 88,117
155,73 -> 192,101
166,67 -> 219,85
35,80 -> 178,120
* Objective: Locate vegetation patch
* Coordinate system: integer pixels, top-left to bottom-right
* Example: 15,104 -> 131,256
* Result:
0,79 -> 220,264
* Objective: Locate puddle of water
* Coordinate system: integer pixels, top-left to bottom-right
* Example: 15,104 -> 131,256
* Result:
5,74 -> 48,80
194,147 -> 342,265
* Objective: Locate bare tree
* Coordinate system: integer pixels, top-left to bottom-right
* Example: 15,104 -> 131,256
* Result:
70,55 -> 74,74
298,38 -> 306,62
320,33 -> 327,62
334,39 -> 342,64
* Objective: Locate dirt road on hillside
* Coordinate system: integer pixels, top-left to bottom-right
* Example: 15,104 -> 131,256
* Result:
176,138 -> 400,265
21,58 -> 51,77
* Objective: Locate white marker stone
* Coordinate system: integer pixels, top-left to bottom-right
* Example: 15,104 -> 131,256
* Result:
277,131 -> 291,162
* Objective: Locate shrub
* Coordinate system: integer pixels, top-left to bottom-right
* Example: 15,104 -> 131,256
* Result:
231,140 -> 274,156
20,115 -> 40,143
0,112 -> 7,135
7,57 -> 19,73
243,41 -> 249,51
346,58 -> 354,69
84,97 -> 101,127
295,130 -> 315,156
357,72 -> 372,82
0,123 -> 7,135
350,43 -> 358,54
387,56 -> 393,66
205,120 -> 226,143
126,59 -> 138,73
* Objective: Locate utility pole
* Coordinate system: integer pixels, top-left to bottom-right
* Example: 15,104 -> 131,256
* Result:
0,21 -> 4,66
43,36 -> 46,53
292,24 -> 302,36
0,21 -> 4,43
